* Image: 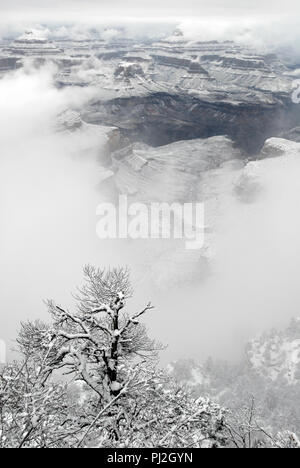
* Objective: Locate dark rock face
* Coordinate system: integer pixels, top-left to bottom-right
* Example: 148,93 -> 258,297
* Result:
83,93 -> 299,154
151,54 -> 208,75
114,62 -> 145,79
0,57 -> 22,73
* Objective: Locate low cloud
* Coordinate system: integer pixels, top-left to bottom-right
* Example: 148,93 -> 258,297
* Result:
0,64 -> 112,348
2,18 -> 300,365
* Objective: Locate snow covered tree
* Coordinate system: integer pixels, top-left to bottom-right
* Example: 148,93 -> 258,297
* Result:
95,373 -> 227,448
1,265 -> 230,448
273,431 -> 300,448
10,266 -> 164,446
0,351 -> 80,448
44,266 -> 161,404
223,396 -> 300,449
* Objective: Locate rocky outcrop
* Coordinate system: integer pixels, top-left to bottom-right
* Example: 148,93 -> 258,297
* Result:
4,30 -> 64,56
111,136 -> 243,202
260,137 -> 300,158
114,62 -> 145,79
54,109 -> 117,165
151,54 -> 208,75
56,110 -> 83,132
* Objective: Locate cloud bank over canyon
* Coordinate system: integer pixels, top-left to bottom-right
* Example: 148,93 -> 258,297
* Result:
1,13 -> 300,365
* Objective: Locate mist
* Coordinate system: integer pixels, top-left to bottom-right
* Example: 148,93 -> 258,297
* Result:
0,65 -> 114,351
1,46 -> 300,367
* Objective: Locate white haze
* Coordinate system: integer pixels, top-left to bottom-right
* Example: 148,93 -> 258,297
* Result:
2,62 -> 300,364
1,0 -> 300,20
2,12 -> 300,67
0,65 -> 118,350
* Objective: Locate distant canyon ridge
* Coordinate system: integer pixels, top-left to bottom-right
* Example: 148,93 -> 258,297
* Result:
1,29 -> 300,154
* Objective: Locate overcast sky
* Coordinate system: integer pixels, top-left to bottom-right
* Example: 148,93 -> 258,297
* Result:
1,0 -> 299,23
0,0 -> 298,51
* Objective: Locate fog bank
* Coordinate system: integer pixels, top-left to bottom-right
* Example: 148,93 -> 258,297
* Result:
2,64 -> 300,365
